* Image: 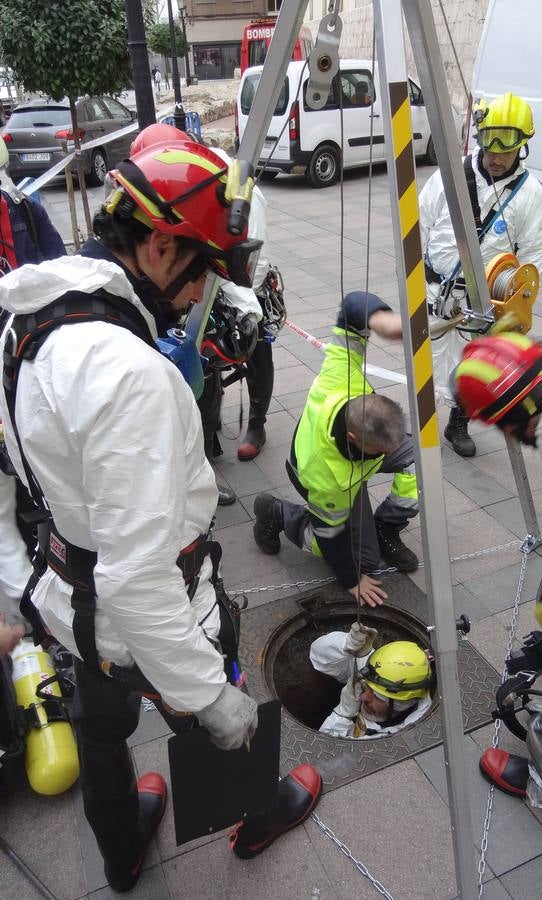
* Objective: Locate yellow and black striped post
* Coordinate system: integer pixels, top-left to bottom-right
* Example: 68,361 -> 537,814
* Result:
389,80 -> 439,449
374,1 -> 479,897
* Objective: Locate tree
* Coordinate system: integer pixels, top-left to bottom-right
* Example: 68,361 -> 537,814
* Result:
0,0 -> 132,235
147,20 -> 186,58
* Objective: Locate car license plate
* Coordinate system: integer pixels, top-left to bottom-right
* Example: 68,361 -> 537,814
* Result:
20,152 -> 51,162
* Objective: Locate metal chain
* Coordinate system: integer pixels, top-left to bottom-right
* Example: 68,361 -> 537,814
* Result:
477,540 -> 531,897
232,539 -> 522,599
310,812 -> 395,899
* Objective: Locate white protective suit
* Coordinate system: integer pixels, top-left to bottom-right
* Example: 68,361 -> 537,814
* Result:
0,254 -> 228,712
0,468 -> 32,622
310,631 -> 431,739
419,147 -> 542,400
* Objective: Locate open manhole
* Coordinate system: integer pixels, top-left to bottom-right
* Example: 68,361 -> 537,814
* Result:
267,600 -> 436,732
238,575 -> 501,792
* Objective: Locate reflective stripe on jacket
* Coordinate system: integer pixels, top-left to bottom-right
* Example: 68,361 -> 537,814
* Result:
293,328 -> 383,528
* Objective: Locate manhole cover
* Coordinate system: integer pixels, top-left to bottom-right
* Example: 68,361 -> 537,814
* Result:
238,575 -> 501,792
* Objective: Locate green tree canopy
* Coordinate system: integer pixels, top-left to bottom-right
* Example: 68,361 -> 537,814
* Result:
147,21 -> 186,58
0,0 -> 131,101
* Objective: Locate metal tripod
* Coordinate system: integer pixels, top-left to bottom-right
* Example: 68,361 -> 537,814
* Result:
234,1 -> 542,898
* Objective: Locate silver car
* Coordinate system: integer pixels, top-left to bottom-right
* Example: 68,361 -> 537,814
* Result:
1,96 -> 137,187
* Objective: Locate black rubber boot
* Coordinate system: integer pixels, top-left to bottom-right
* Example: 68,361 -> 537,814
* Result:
104,772 -> 167,892
238,426 -> 266,461
376,524 -> 419,572
444,406 -> 476,458
230,764 -> 322,858
479,748 -> 528,797
253,493 -> 284,554
217,482 -> 236,506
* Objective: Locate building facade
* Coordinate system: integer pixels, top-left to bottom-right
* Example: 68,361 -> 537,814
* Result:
178,0 -> 280,81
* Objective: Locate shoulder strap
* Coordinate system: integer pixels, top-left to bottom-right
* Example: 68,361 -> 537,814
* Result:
17,198 -> 44,264
478,169 -> 529,234
463,155 -> 482,230
3,290 -> 156,510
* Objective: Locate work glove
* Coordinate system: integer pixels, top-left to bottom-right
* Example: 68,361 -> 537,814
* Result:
197,683 -> 258,751
334,673 -> 363,719
344,621 -> 378,657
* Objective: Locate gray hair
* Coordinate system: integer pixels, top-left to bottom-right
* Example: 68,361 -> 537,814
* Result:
346,394 -> 405,453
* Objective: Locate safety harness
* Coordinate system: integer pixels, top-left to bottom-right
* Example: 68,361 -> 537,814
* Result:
2,289 -> 241,692
424,155 -> 529,293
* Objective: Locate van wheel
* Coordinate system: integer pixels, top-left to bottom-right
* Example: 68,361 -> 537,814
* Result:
87,149 -> 107,187
307,144 -> 340,188
425,136 -> 437,166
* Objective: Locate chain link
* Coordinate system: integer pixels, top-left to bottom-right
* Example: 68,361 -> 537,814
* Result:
310,812 -> 395,899
231,539 -> 522,600
477,545 -> 530,897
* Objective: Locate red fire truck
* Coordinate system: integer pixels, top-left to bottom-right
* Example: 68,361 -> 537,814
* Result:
240,18 -> 313,74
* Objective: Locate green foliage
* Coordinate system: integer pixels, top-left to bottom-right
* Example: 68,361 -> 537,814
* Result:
142,0 -> 159,30
147,20 -> 186,58
0,0 -> 131,101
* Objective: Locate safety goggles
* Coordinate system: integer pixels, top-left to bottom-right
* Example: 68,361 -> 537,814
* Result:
359,663 -> 432,695
476,127 -> 525,152
194,238 -> 262,289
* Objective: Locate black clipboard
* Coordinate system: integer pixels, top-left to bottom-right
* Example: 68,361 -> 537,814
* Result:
167,699 -> 281,845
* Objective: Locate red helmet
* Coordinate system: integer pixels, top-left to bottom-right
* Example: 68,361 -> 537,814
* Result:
130,123 -> 189,156
454,333 -> 542,425
107,141 -> 261,286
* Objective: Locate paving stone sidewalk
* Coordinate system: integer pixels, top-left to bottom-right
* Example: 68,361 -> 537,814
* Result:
2,164 -> 541,900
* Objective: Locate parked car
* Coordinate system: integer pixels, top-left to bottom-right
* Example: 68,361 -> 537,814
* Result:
1,96 -> 137,187
236,59 -> 461,187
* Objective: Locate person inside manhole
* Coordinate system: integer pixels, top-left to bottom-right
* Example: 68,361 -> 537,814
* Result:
309,621 -> 434,738
252,290 -> 419,608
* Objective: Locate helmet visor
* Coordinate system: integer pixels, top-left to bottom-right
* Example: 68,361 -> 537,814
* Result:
477,127 -> 525,152
199,238 -> 263,288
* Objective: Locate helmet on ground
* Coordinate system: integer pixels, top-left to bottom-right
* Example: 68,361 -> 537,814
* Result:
200,291 -> 258,368
0,137 -> 9,170
473,93 -> 535,153
453,333 -> 542,426
130,122 -> 189,156
105,140 -> 261,287
361,641 -> 432,702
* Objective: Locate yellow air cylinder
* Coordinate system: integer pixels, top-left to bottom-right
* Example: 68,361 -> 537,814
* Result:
10,641 -> 80,795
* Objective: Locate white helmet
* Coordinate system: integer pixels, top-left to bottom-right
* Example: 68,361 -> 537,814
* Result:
0,137 -> 8,170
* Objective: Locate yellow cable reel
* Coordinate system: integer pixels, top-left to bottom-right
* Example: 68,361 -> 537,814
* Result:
486,252 -> 539,335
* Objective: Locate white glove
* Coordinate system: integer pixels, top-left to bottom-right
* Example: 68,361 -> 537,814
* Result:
344,621 -> 378,657
197,683 -> 258,751
334,674 -> 363,719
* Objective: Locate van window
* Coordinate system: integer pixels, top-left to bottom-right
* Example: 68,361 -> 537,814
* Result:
240,73 -> 289,116
340,70 -> 375,108
249,40 -> 268,68
409,79 -> 423,106
303,68 -> 375,112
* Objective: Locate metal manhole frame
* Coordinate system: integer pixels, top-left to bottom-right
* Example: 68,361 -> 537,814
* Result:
238,576 -> 501,792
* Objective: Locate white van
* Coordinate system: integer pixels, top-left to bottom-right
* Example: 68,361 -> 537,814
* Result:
235,59 -> 437,187
469,0 -> 542,180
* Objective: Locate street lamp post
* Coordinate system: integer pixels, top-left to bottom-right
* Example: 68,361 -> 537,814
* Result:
167,0 -> 186,130
179,5 -> 192,87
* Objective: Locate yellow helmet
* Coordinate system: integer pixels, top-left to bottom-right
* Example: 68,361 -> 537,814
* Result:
474,93 -> 535,153
362,641 -> 433,702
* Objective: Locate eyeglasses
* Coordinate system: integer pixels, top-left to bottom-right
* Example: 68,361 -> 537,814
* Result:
477,127 -> 525,152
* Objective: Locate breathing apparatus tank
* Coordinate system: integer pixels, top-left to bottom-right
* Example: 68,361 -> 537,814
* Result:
10,640 -> 80,795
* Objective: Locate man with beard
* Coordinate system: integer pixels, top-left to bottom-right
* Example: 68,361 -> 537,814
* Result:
310,624 -> 433,739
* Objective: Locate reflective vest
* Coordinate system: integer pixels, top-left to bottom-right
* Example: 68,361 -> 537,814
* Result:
293,328 -> 384,529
